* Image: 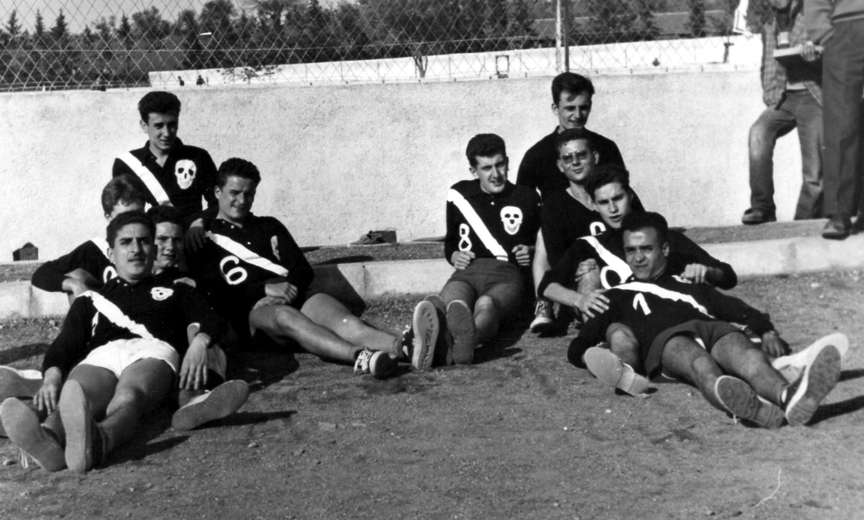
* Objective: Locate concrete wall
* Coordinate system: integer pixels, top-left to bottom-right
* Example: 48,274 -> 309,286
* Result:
0,64 -> 804,261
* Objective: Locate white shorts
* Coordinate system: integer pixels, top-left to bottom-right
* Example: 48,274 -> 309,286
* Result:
78,338 -> 180,378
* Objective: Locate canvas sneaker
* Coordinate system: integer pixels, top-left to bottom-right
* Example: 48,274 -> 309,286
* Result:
783,343 -> 841,426
59,380 -> 106,473
354,349 -> 397,379
583,345 -> 653,397
404,300 -> 440,371
772,332 -> 849,383
0,397 -> 65,471
714,375 -> 785,429
446,300 -> 476,365
529,300 -> 554,334
172,380 -> 250,431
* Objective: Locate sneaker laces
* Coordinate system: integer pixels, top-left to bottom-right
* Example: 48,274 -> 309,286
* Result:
354,349 -> 373,374
399,325 -> 414,358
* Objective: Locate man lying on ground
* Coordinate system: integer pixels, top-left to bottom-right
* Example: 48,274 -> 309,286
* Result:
187,158 -> 437,378
567,212 -> 842,428
417,134 -> 540,366
1,211 -> 245,472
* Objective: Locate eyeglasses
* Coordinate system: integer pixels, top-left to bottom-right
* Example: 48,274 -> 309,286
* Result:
559,152 -> 589,164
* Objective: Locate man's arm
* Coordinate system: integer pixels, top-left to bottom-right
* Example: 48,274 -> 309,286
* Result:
272,218 -> 315,297
41,298 -> 94,378
668,231 -> 737,289
32,243 -> 100,293
199,151 -> 219,213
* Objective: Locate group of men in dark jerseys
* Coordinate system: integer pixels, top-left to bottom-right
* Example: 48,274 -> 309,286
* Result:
0,71 -> 849,474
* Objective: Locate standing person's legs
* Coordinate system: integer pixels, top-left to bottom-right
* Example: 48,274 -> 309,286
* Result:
821,20 -> 864,237
744,107 -> 796,223
790,92 -> 824,219
61,358 -> 174,472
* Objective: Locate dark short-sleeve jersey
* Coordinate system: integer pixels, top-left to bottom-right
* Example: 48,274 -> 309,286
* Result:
538,228 -> 737,296
187,215 -> 314,336
444,180 -> 541,268
112,139 -> 217,224
42,277 -> 223,377
31,239 -> 116,293
540,188 -> 646,266
516,128 -> 625,197
567,273 -> 774,370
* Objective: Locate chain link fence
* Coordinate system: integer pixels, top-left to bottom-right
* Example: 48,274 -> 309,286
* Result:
0,0 -> 763,92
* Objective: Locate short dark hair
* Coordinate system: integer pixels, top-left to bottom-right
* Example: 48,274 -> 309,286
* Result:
106,211 -> 154,246
551,72 -> 595,104
138,91 -> 181,121
102,175 -> 146,215
146,204 -> 183,228
622,211 -> 669,245
554,128 -> 595,154
217,157 -> 261,187
465,133 -> 507,167
584,163 -> 631,201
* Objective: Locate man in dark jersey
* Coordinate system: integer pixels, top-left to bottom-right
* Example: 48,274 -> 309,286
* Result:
518,72 -> 625,330
427,134 -> 540,365
147,205 -> 249,431
568,212 -> 842,428
0,212 -> 239,472
32,176 -> 145,297
112,91 -> 217,226
187,158 -> 437,378
529,129 -> 645,333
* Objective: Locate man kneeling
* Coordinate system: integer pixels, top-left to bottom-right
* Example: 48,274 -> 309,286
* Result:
0,212 -> 246,472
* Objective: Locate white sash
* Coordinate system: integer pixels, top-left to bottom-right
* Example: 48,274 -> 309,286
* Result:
81,291 -> 156,340
581,235 -> 632,282
117,151 -> 171,204
206,232 -> 289,277
446,189 -> 509,262
614,281 -> 714,318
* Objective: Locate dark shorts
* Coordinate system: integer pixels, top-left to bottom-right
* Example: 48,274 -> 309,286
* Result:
440,258 -> 528,318
645,319 -> 740,378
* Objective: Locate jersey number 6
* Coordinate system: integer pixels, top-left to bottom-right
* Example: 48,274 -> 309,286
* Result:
219,255 -> 248,285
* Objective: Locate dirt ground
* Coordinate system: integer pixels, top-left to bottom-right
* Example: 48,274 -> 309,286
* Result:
0,268 -> 863,520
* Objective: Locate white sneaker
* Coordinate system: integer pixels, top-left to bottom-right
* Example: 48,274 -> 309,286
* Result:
410,300 -> 439,371
529,300 -> 554,333
583,345 -> 653,397
772,333 -> 849,383
714,375 -> 784,429
783,343 -> 841,426
172,380 -> 250,431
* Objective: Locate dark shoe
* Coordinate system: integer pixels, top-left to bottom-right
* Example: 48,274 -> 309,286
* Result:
446,300 -> 476,365
821,217 -> 851,240
529,300 -> 555,334
741,208 -> 776,225
852,213 -> 864,234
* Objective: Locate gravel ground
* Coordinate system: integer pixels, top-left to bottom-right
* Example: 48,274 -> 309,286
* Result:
0,269 -> 862,519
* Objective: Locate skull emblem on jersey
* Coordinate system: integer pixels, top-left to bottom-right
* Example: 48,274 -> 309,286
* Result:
174,159 -> 197,190
150,287 -> 174,301
500,206 -> 523,235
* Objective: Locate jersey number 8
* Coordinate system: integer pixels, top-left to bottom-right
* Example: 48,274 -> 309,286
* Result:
219,255 -> 248,285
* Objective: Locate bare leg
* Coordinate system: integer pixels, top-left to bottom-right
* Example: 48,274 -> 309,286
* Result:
606,322 -> 641,371
710,332 -> 787,405
301,293 -> 398,354
44,364 -> 118,440
250,303 -> 363,364
474,295 -> 500,343
99,359 -> 174,453
659,335 -> 726,411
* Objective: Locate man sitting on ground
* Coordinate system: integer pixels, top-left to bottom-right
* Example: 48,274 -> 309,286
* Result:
187,158 -> 437,378
1,211 -> 245,472
420,134 -> 540,365
529,129 -> 645,334
567,212 -> 842,428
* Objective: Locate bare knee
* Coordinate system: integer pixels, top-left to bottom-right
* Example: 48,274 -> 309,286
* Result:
335,314 -> 366,337
474,295 -> 497,315
272,306 -> 304,336
108,386 -> 146,412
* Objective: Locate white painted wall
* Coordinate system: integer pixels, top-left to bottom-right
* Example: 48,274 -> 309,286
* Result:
0,64 -> 804,261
